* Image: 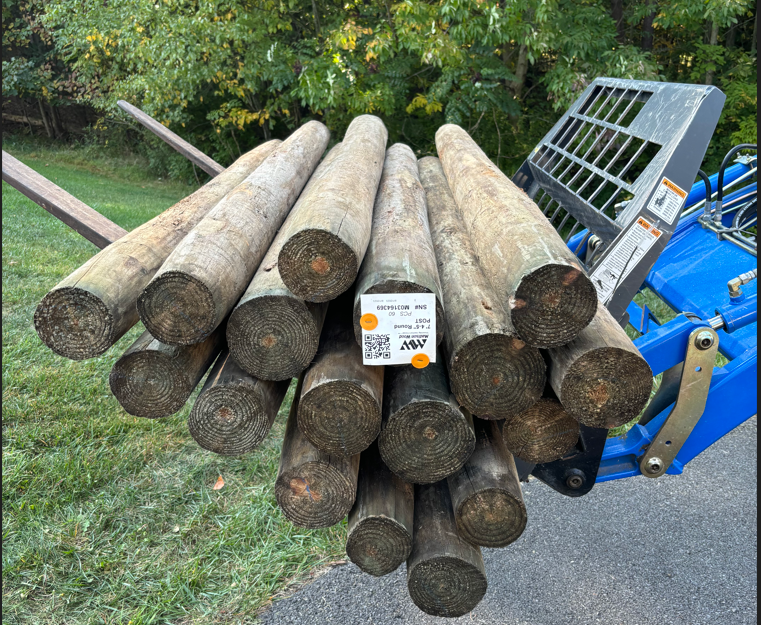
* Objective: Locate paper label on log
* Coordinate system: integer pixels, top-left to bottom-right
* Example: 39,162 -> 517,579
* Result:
360,293 -> 436,366
647,177 -> 687,223
590,216 -> 662,303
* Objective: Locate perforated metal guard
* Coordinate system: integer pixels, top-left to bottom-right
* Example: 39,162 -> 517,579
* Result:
512,78 -> 725,324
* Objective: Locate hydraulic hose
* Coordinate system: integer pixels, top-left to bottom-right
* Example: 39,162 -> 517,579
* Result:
714,144 -> 757,225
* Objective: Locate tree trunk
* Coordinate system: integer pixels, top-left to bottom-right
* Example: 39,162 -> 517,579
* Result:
611,0 -> 625,44
352,144 -> 445,345
37,98 -> 53,138
547,304 -> 653,428
641,1 -> 655,50
378,354 -> 475,484
227,143 -> 344,381
188,350 -> 290,455
277,116 -> 387,302
419,156 -> 546,418
34,141 -> 279,361
109,327 -> 223,419
311,0 -> 321,36
406,481 -> 488,617
298,293 -> 385,456
435,124 -> 597,348
511,44 -> 529,97
706,21 -> 719,85
275,376 -> 360,528
137,121 -> 330,346
447,417 -> 526,548
346,440 -> 414,576
48,103 -> 64,139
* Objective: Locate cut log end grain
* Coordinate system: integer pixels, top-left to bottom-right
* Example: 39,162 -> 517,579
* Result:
298,380 -> 382,457
34,286 -> 114,360
279,228 -> 359,303
407,556 -> 488,618
449,333 -> 546,419
346,516 -> 413,577
455,487 -> 527,549
137,271 -> 216,345
510,263 -> 598,348
227,295 -> 322,381
502,397 -> 580,464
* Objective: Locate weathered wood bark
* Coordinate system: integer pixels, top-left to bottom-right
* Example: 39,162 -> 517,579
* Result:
226,143 -> 343,381
352,143 -> 444,345
138,121 -> 330,346
109,328 -> 223,419
117,100 -> 225,177
435,124 -> 597,348
275,376 -> 360,528
447,417 -> 527,548
378,355 -> 475,484
406,481 -> 487,618
3,150 -> 128,249
188,350 -> 290,455
346,441 -> 414,576
420,156 -> 546,418
298,293 -> 384,456
277,116 -> 387,302
33,141 -> 279,361
547,304 -> 653,429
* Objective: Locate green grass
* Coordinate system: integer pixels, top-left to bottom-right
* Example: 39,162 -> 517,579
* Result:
2,141 -> 345,625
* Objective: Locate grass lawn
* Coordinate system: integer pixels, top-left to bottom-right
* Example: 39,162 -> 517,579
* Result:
2,139 -> 345,625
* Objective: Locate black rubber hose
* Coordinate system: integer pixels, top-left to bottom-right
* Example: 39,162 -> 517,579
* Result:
715,144 -> 757,223
696,169 -> 712,219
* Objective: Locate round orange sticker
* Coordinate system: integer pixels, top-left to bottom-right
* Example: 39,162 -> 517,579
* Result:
360,313 -> 378,331
411,353 -> 430,369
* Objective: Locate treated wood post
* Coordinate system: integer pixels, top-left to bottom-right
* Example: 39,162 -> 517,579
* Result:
138,121 -> 330,346
346,441 -> 414,576
435,124 -> 598,348
226,143 -> 343,381
378,355 -> 475,484
298,293 -> 384,456
547,305 -> 653,428
406,480 -> 488,618
277,115 -> 388,302
33,141 -> 279,361
275,376 -> 360,528
109,328 -> 223,419
420,156 -> 546,418
188,350 -> 290,455
352,143 -> 444,345
447,417 -> 527,548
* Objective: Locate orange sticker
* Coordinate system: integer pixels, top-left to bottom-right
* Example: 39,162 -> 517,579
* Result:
360,313 -> 378,331
411,353 -> 430,369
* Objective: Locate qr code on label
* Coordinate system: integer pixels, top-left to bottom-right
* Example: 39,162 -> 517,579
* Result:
364,334 -> 391,360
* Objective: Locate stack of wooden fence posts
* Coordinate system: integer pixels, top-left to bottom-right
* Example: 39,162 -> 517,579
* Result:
34,116 -> 654,617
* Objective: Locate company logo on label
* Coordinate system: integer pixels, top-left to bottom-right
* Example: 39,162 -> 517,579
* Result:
400,338 -> 428,351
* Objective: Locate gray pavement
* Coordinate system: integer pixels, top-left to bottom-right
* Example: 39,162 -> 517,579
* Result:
259,416 -> 757,625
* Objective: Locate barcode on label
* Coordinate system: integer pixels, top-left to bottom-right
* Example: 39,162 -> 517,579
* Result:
364,334 -> 391,360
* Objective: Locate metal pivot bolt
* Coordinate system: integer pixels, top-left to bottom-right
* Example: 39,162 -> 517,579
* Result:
644,457 -> 663,474
695,331 -> 715,350
565,470 -> 585,489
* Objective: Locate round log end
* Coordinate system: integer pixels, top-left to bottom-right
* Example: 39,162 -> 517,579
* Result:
560,347 -> 653,428
109,351 -> 189,419
34,287 -> 115,360
346,516 -> 412,577
279,229 -> 359,303
502,398 -> 580,464
511,264 -> 598,348
298,380 -> 382,457
138,271 -> 216,346
275,460 -> 356,528
449,333 -> 546,419
407,556 -> 488,618
455,487 -> 527,548
188,384 -> 270,455
227,295 -> 320,381
379,401 -> 475,484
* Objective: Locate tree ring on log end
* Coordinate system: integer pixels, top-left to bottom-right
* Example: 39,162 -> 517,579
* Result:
511,263 -> 597,348
138,271 -> 216,345
298,380 -> 381,456
227,295 -> 320,381
407,555 -> 488,618
449,333 -> 546,419
346,516 -> 412,576
279,229 -> 358,303
455,487 -> 527,548
560,347 -> 653,428
502,398 -> 580,463
34,287 -> 114,360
